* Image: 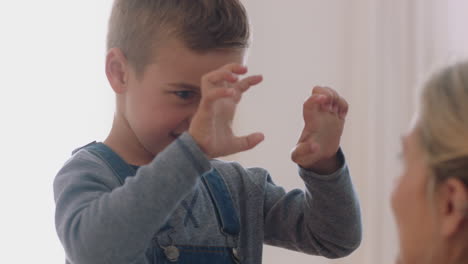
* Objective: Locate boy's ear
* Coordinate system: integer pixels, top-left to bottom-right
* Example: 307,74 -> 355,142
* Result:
106,48 -> 129,94
438,178 -> 468,237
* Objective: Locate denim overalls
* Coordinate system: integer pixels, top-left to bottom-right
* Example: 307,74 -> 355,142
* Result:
81,142 -> 242,264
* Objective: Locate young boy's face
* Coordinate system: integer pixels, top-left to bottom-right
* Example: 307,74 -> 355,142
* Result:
122,38 -> 245,159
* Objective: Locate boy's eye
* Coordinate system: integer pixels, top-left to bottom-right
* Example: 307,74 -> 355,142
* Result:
173,91 -> 196,100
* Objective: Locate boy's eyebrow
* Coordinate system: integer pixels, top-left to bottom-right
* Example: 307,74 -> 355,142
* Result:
167,82 -> 200,91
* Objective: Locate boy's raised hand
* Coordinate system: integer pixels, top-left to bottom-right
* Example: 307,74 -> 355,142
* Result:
189,63 -> 264,159
291,86 -> 348,174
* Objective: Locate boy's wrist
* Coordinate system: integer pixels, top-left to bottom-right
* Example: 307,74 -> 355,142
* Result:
301,148 -> 344,175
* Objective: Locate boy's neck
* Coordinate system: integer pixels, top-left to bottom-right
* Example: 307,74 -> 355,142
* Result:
104,112 -> 155,166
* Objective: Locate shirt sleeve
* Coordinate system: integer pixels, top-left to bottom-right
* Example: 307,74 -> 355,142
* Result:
261,149 -> 362,258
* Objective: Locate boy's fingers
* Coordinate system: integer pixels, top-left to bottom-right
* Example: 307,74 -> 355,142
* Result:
236,75 -> 263,92
312,86 -> 334,112
331,88 -> 340,113
313,86 -> 344,114
201,64 -> 251,93
222,63 -> 248,75
234,132 -> 265,152
200,87 -> 235,109
305,93 -> 327,107
201,74 -> 263,109
323,86 -> 339,114
202,70 -> 239,87
337,95 -> 349,119
303,95 -> 323,116
312,86 -> 334,100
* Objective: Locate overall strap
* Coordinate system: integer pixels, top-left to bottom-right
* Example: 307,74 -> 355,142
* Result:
74,142 -> 136,184
202,169 -> 241,237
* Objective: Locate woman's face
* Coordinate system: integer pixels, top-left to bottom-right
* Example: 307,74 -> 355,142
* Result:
391,125 -> 439,263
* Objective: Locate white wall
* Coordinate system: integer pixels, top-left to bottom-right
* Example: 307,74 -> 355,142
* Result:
1,1 -> 467,263
1,1 -> 114,263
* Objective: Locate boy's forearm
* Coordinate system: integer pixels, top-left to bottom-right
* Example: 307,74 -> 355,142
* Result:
54,133 -> 211,263
263,152 -> 362,258
298,163 -> 362,257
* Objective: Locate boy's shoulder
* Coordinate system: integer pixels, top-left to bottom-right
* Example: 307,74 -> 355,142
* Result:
58,144 -> 114,176
54,145 -> 122,196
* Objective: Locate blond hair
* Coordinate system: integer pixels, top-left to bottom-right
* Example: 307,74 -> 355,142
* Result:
418,61 -> 468,188
107,0 -> 250,76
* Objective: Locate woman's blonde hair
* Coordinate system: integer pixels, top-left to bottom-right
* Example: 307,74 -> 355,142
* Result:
418,61 -> 468,189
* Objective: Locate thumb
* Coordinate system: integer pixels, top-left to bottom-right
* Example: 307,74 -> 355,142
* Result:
232,132 -> 265,153
291,141 -> 320,165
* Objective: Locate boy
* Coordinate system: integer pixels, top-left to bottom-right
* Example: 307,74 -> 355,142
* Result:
53,1 -> 362,263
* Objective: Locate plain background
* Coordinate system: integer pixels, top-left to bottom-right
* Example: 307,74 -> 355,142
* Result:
1,1 -> 468,263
